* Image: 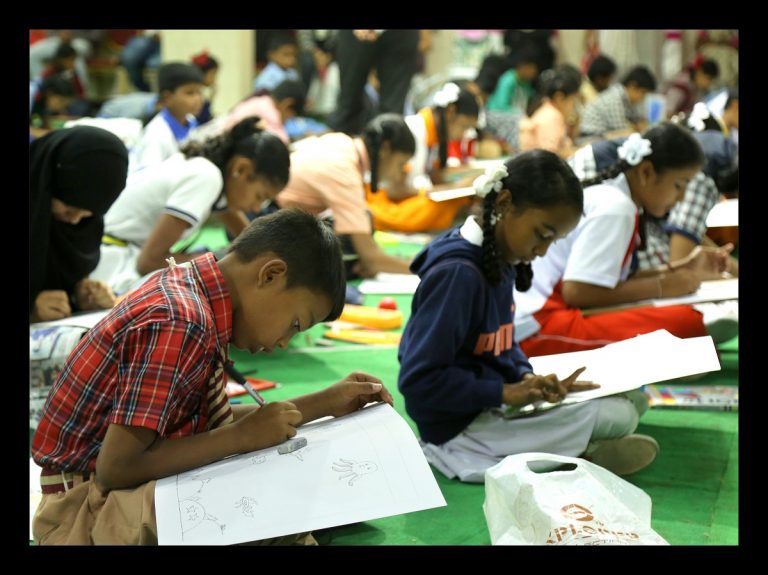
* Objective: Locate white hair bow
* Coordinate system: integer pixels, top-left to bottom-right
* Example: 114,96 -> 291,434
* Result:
687,102 -> 711,132
433,82 -> 461,108
473,164 -> 508,198
617,133 -> 653,166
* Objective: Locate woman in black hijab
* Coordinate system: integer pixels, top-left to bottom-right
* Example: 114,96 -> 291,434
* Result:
30,126 -> 128,322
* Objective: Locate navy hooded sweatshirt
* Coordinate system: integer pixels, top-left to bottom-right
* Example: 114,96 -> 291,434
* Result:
398,220 -> 533,445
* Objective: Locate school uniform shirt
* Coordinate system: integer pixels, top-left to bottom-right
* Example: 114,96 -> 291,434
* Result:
253,62 -> 301,93
404,108 -> 440,191
104,153 -> 223,246
32,252 -> 233,475
568,139 -> 720,270
518,99 -> 573,154
514,174 -> 640,341
98,92 -> 158,122
128,108 -> 198,173
580,83 -> 642,136
276,133 -> 372,235
398,216 -> 533,445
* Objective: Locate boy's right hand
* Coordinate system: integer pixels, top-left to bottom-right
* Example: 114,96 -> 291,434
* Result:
31,290 -> 71,322
235,401 -> 302,452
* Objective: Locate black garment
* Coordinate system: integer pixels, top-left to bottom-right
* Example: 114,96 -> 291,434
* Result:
330,30 -> 420,135
29,126 -> 128,313
503,29 -> 556,72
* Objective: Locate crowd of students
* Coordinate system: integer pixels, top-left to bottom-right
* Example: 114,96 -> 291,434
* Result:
29,29 -> 738,545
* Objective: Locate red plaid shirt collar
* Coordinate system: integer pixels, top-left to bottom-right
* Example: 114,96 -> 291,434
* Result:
189,252 -> 233,350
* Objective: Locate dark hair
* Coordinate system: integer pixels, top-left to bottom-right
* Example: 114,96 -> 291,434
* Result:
475,54 -> 511,95
191,51 -> 220,73
40,73 -> 76,98
158,62 -> 204,94
528,64 -> 581,115
512,44 -> 542,69
272,79 -> 307,116
268,33 -> 297,53
581,122 -> 704,188
481,150 -> 583,290
587,55 -> 617,84
362,113 -> 416,193
725,88 -> 739,111
54,42 -> 77,61
581,123 -> 704,251
434,83 -> 480,169
691,58 -> 720,81
181,116 -> 290,188
621,65 -> 657,91
313,30 -> 337,55
227,208 -> 346,321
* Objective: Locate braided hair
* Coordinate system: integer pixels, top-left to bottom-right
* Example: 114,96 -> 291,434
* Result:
181,116 -> 290,188
481,150 -> 583,290
362,113 -> 416,193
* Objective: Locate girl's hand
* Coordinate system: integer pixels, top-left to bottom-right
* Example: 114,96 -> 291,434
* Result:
674,243 -> 734,280
31,290 -> 71,322
660,269 -> 701,297
323,372 -> 394,417
503,367 -> 599,407
75,279 -> 116,310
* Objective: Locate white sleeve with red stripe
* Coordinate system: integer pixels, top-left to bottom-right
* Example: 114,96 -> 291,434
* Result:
563,185 -> 637,288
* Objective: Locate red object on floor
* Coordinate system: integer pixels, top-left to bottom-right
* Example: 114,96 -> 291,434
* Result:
378,297 -> 398,310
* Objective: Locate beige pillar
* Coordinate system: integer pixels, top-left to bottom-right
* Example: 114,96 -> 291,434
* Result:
160,30 -> 255,116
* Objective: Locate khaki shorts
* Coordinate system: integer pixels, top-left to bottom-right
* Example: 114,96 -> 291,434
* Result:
33,475 -> 317,546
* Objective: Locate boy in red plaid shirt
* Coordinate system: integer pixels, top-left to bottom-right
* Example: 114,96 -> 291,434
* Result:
32,209 -> 392,544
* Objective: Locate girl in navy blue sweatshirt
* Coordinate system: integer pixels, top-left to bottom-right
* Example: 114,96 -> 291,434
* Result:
398,151 -> 659,482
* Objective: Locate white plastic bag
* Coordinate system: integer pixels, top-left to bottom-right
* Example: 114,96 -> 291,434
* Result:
483,453 -> 669,545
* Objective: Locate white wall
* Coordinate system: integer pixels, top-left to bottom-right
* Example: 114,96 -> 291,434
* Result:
160,30 -> 254,116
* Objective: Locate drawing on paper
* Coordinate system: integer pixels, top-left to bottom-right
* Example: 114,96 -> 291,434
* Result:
234,496 -> 258,518
176,474 -> 226,539
332,458 -> 378,486
288,444 -> 312,462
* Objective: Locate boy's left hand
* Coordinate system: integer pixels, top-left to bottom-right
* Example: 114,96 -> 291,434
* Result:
324,371 -> 394,417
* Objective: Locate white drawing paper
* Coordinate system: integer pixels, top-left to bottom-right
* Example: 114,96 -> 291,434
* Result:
706,199 -> 738,228
526,330 -> 721,409
359,273 -> 422,295
155,403 -> 446,545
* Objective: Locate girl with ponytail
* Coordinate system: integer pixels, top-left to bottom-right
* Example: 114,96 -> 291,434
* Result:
399,152 -> 659,482
91,116 -> 290,294
515,122 -> 732,358
277,113 -> 415,277
402,81 -> 481,193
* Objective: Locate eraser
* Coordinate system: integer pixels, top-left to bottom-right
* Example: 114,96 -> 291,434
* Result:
277,436 -> 307,454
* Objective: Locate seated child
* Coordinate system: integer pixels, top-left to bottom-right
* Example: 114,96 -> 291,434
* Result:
32,209 -> 393,545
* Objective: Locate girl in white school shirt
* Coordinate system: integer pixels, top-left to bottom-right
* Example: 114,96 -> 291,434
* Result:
514,123 -> 731,357
91,117 -> 290,294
